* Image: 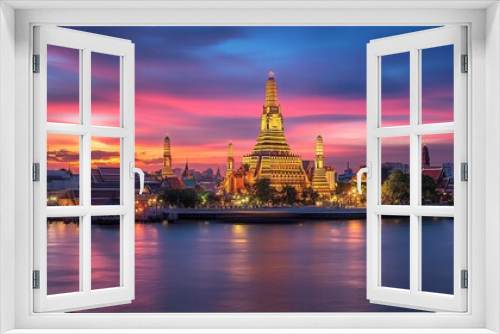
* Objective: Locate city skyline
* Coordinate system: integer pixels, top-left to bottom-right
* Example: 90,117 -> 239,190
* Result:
47,26 -> 455,172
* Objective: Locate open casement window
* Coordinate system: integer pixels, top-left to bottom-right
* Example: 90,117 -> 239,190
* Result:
366,26 -> 467,312
33,26 -> 138,312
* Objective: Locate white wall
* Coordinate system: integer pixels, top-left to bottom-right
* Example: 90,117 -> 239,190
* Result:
485,2 -> 500,333
0,2 -> 16,333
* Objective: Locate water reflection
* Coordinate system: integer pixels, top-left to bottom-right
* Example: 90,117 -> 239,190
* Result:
91,222 -> 120,290
47,220 -> 80,295
46,219 -> 452,312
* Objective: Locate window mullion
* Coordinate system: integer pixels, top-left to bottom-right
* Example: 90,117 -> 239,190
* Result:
409,48 -> 420,294
81,48 -> 92,294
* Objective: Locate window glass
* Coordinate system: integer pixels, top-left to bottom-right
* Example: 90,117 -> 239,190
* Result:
421,216 -> 454,295
381,52 -> 410,127
47,45 -> 80,124
421,133 -> 454,206
47,134 -> 80,206
47,217 -> 80,294
92,52 -> 121,127
381,215 -> 410,290
381,137 -> 410,205
91,137 -> 121,205
421,45 -> 454,124
92,216 -> 121,290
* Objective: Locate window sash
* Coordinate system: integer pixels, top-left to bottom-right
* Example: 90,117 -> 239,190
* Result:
366,26 -> 468,312
32,25 -> 136,313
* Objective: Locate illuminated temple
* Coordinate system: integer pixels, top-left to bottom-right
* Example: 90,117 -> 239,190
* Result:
222,71 -> 333,197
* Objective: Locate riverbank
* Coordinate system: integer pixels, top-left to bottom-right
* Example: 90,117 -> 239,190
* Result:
159,207 -> 366,223
47,208 -> 367,225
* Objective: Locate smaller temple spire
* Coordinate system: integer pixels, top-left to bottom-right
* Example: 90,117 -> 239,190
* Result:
226,141 -> 234,176
181,159 -> 192,179
312,135 -> 331,198
422,143 -> 430,167
162,134 -> 174,177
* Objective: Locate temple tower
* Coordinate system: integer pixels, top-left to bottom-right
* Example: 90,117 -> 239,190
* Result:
162,135 -> 174,177
422,143 -> 430,167
312,134 -> 331,198
252,71 -> 291,154
226,141 -> 234,176
241,71 -> 310,191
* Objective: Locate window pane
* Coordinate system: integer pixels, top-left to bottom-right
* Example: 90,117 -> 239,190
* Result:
381,52 -> 410,127
47,45 -> 80,124
92,216 -> 121,290
92,52 -> 121,127
381,137 -> 410,205
421,216 -> 454,295
421,133 -> 454,206
91,137 -> 121,205
421,45 -> 454,124
47,133 -> 80,206
47,217 -> 80,294
381,215 -> 410,290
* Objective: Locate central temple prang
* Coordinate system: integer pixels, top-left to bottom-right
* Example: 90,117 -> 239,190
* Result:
221,71 -> 335,199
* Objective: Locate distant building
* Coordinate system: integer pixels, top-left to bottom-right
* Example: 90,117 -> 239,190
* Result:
47,169 -> 79,206
325,167 -> 337,191
215,167 -> 223,182
338,162 -> 355,182
173,167 -> 182,178
91,167 -> 121,205
381,162 -> 410,183
181,161 -> 197,189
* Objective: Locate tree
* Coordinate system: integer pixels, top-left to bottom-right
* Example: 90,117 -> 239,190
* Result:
161,188 -> 182,207
253,178 -> 276,205
179,189 -> 199,208
381,170 -> 410,205
161,188 -> 200,208
301,187 -> 320,206
335,181 -> 351,196
280,185 -> 298,205
422,174 -> 439,204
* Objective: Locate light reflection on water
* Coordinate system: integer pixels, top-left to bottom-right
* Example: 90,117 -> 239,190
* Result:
46,218 -> 453,312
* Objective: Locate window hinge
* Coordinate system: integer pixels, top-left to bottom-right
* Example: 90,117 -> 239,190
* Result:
461,54 -> 468,73
461,162 -> 468,181
33,163 -> 40,182
33,270 -> 40,289
33,54 -> 40,73
461,270 -> 468,289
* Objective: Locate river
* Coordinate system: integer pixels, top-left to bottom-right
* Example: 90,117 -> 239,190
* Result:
46,217 -> 454,312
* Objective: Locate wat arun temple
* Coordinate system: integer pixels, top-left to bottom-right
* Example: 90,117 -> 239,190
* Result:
221,71 -> 334,198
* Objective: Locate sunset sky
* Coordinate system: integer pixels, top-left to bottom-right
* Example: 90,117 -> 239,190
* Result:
47,26 -> 454,173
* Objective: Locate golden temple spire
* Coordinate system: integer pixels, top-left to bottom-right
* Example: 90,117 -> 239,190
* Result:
226,141 -> 234,176
265,70 -> 278,107
162,134 -> 174,177
312,134 -> 331,197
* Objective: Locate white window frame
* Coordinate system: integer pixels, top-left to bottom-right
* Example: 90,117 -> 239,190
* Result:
1,1 -> 499,333
366,26 -> 468,312
33,25 -> 136,313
